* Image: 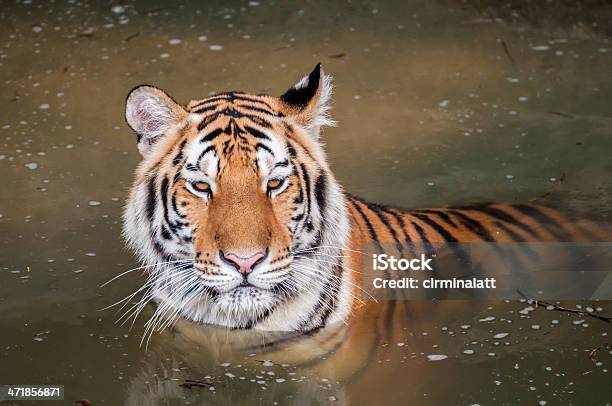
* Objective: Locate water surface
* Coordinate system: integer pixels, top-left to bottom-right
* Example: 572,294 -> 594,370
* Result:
0,0 -> 611,404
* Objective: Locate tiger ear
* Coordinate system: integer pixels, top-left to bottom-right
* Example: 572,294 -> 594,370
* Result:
279,63 -> 335,139
125,85 -> 187,157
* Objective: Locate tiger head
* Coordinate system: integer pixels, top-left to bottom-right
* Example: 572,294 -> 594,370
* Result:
123,64 -> 352,331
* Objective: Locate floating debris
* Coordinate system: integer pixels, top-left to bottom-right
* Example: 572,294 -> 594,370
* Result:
111,5 -> 126,14
209,45 -> 224,51
25,162 -> 38,170
427,354 -> 448,361
493,332 -> 509,339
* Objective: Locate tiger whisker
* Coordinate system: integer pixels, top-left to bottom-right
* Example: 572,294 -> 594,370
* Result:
99,259 -> 194,288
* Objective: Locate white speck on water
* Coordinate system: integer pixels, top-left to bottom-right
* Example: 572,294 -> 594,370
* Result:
572,319 -> 585,325
32,25 -> 43,33
494,380 -> 502,386
249,1 -> 260,6
519,306 -> 534,315
518,96 -> 528,102
74,269 -> 84,274
111,5 -> 126,14
549,177 -> 557,182
209,45 -> 224,51
159,53 -> 169,59
493,332 -> 509,339
506,77 -> 520,83
479,316 -> 495,322
25,162 -> 38,170
539,401 -> 547,405
531,324 -> 541,330
353,95 -> 361,100
328,396 -> 337,402
85,252 -> 96,257
438,100 -> 449,108
198,36 -> 208,41
586,306 -> 594,313
220,362 -> 231,367
275,378 -> 285,383
168,38 -> 182,45
39,103 -> 50,109
224,372 -> 235,378
88,201 -> 101,207
460,324 -> 471,330
598,48 -> 610,53
427,354 -> 448,361
530,45 -> 550,51
551,319 -> 559,325
505,175 -> 514,180
262,360 -> 274,367
426,181 -> 435,186
463,349 -> 475,355
0,155 -> 6,160
396,342 -> 405,347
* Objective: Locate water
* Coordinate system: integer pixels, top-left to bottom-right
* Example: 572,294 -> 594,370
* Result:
0,0 -> 611,404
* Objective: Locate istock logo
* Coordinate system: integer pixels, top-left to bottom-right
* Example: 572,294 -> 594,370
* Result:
372,254 -> 434,271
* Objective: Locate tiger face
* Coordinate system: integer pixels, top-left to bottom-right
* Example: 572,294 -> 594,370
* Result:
123,65 -> 353,331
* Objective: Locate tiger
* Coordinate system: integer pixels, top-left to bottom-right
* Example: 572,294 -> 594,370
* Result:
122,63 -> 608,338
119,64 -> 611,405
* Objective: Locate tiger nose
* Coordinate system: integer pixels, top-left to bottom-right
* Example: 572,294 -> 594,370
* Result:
220,250 -> 268,274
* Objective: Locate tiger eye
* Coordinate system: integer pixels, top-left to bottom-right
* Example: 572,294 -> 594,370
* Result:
267,178 -> 283,190
192,181 -> 211,193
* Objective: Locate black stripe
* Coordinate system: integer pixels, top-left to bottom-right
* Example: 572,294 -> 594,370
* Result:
249,116 -> 273,129
300,163 -> 312,233
172,139 -> 187,165
192,104 -> 220,114
493,220 -> 525,242
146,176 -> 157,221
287,143 -> 297,158
465,204 -> 540,239
274,159 -> 289,168
380,207 -> 417,258
314,174 -> 328,215
200,128 -> 224,143
197,114 -> 221,131
256,143 -> 273,155
349,198 -> 383,251
411,213 -> 458,242
416,209 -> 458,228
448,210 -> 496,241
364,202 -> 404,256
171,191 -> 187,219
237,104 -> 277,116
197,145 -> 216,163
512,204 -> 571,240
160,177 -> 178,237
244,125 -> 271,141
410,221 -> 430,243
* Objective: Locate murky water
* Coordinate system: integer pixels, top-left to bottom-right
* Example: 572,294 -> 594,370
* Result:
1,0 -> 611,404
